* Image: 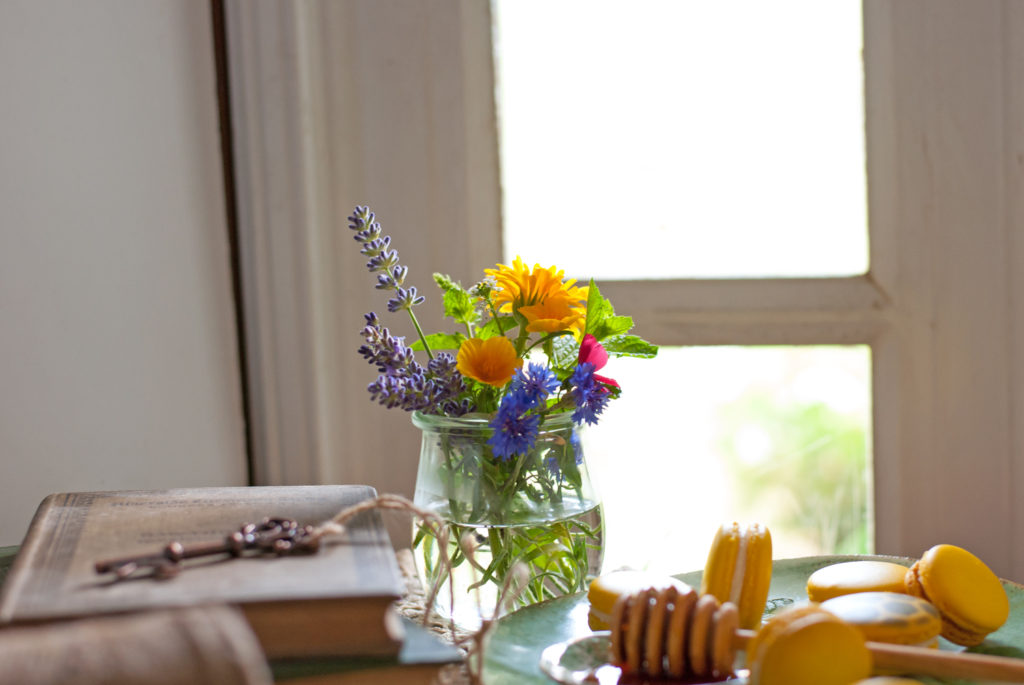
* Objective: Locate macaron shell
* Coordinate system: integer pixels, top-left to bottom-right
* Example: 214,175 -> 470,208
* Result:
746,603 -> 827,675
739,523 -> 773,628
852,679 -> 928,685
701,524 -> 742,601
820,592 -> 941,645
807,560 -> 910,602
908,544 -> 1009,645
701,522 -> 773,629
750,610 -> 871,685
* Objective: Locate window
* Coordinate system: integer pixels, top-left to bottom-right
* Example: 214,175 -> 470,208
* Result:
494,0 -> 868,280
226,1 -> 1024,579
494,0 -> 873,571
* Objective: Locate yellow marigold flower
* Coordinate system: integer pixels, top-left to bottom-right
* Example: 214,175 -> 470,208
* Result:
456,336 -> 522,387
485,256 -> 588,314
519,294 -> 585,334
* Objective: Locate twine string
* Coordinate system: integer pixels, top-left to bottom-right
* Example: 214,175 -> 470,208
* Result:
308,493 -> 529,685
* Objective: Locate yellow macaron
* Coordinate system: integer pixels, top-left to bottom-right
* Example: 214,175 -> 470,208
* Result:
700,522 -> 772,629
806,560 -> 910,602
586,570 -> 691,630
852,679 -> 928,685
821,591 -> 942,647
904,544 -> 1009,646
747,603 -> 871,685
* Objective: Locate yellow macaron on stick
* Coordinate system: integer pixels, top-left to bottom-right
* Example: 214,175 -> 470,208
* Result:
746,604 -> 871,685
701,522 -> 772,629
904,544 -> 1009,646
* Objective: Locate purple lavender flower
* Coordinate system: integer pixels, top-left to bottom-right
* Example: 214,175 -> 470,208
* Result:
387,286 -> 425,313
358,313 -> 415,372
348,206 -> 422,312
569,362 -> 611,426
348,206 -> 475,414
359,313 -> 464,413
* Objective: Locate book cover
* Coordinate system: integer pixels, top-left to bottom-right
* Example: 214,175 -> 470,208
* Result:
271,617 -> 463,684
0,485 -> 405,659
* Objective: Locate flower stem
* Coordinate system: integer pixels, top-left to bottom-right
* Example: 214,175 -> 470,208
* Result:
406,308 -> 434,361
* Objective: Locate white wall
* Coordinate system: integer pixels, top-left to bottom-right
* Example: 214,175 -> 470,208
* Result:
0,1 -> 248,546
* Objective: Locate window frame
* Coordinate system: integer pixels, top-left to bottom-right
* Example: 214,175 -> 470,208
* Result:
225,0 -> 1024,578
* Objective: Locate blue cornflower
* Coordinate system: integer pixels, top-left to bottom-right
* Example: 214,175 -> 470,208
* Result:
569,362 -> 611,426
545,454 -> 562,481
488,393 -> 540,460
569,427 -> 584,465
508,363 -> 560,409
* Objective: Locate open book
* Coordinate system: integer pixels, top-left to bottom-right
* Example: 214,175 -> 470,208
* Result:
0,485 -> 405,659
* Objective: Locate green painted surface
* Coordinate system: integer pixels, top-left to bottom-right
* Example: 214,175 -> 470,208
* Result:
482,555 -> 1024,685
0,546 -> 18,589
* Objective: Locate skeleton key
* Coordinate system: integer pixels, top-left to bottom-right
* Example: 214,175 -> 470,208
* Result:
94,517 -> 321,581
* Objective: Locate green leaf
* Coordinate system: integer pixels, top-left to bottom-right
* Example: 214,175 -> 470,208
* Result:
589,315 -> 633,341
583,279 -> 615,339
443,288 -> 477,325
432,272 -> 461,293
410,332 -> 465,351
433,273 -> 478,325
477,316 -> 516,340
601,334 -> 659,358
550,335 -> 578,370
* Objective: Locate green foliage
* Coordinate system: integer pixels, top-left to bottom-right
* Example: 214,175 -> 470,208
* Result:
410,333 -> 465,352
433,273 -> 478,325
476,316 -> 515,340
602,334 -> 659,359
550,336 -> 579,371
717,392 -> 869,555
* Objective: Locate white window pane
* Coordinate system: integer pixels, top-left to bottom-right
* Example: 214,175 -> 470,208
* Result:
494,0 -> 868,279
586,346 -> 872,574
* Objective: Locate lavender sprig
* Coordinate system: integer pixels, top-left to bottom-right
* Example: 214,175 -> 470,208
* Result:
348,206 -> 432,358
360,313 -> 466,413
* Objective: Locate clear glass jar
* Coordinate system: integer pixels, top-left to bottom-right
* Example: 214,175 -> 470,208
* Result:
411,410 -> 603,629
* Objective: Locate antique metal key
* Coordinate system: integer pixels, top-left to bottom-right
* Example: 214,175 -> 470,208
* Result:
94,517 -> 321,581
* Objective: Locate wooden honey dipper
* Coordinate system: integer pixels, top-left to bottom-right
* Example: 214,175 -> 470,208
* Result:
611,586 -> 1024,683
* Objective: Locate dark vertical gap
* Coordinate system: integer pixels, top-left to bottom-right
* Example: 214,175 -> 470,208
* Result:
210,0 -> 255,486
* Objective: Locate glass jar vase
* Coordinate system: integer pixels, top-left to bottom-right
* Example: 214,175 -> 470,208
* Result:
411,410 -> 603,629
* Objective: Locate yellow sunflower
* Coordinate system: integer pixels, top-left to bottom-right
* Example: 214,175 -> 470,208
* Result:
484,256 -> 588,331
518,293 -> 585,334
456,336 -> 522,387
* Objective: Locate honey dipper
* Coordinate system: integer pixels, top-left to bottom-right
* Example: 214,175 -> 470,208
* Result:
611,587 -> 1024,684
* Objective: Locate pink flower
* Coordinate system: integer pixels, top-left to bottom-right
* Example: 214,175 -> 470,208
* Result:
577,334 -> 619,388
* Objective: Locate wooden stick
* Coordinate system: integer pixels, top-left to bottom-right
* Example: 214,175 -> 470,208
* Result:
868,642 -> 1024,682
732,629 -> 1024,682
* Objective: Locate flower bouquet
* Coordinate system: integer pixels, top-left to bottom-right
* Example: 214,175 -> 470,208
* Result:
347,206 -> 657,625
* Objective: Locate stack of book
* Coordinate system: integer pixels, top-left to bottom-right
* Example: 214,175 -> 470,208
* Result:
0,485 -> 461,684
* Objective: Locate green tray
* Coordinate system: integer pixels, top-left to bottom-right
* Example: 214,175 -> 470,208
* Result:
482,555 -> 1024,685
